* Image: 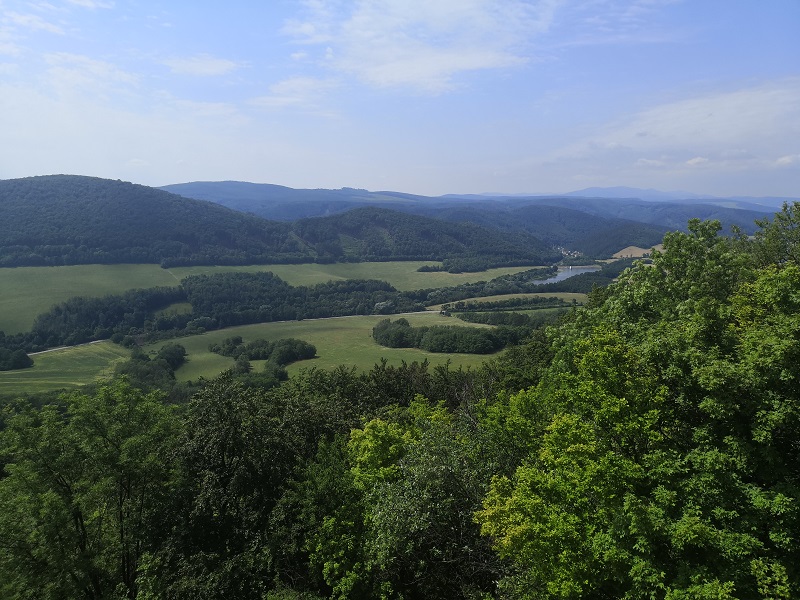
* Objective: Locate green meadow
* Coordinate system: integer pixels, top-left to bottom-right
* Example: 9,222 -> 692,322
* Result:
165,262 -> 533,291
0,262 -> 535,334
0,341 -> 131,395
0,264 -> 180,334
427,292 -> 589,311
0,312 -> 496,395
146,311 -> 493,383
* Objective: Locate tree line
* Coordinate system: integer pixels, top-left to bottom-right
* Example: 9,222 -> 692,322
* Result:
372,317 -> 535,354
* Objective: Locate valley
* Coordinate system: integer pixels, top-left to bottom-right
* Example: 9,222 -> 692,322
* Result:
1,174 -> 797,599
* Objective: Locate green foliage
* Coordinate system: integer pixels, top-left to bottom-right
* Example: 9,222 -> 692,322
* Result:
0,380 -> 180,599
0,175 -> 312,267
475,219 -> 800,598
753,201 -> 800,266
372,317 -> 532,354
209,335 -> 316,366
3,204 -> 800,599
0,346 -> 33,371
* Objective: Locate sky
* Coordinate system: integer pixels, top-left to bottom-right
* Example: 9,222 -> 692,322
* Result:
1,0 -> 798,197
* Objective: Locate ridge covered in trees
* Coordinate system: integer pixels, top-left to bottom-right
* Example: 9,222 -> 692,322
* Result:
0,175 -> 559,268
1,202 -> 798,598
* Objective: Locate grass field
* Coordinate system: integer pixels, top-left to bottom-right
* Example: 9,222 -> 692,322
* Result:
166,262 -> 534,291
0,262 -> 536,334
0,264 -> 180,334
0,341 -> 131,395
144,311 -> 494,382
428,292 -> 589,311
0,312 -> 496,395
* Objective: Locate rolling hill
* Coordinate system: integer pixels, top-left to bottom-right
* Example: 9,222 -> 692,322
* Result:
0,175 -> 308,267
0,175 -> 559,269
164,180 -> 778,256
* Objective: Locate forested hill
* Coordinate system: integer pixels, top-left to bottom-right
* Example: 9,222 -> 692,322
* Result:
160,180 -> 426,220
293,207 -> 561,269
165,180 -> 774,257
405,204 -> 671,257
0,175 -> 308,267
0,175 -> 558,269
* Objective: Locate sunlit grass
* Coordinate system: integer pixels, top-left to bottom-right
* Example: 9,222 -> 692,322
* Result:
0,341 -> 131,395
0,262 -> 536,334
144,311 -> 494,382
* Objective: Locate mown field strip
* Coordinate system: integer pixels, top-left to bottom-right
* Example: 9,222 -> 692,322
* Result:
0,341 -> 131,395
427,292 -> 589,311
0,312 -> 495,395
0,262 -> 536,334
144,311 -> 494,382
166,263 -> 534,291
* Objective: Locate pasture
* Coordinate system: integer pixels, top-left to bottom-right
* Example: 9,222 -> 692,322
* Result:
165,262 -> 534,291
0,264 -> 180,334
145,311 -> 493,382
0,312 -> 495,395
0,262 -> 535,334
427,292 -> 589,311
0,341 -> 130,395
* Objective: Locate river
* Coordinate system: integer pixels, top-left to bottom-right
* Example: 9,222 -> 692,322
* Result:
537,265 -> 601,284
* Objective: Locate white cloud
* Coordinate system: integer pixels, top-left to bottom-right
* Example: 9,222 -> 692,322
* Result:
5,11 -> 64,34
776,154 -> 800,167
162,54 -> 242,76
636,158 -> 666,167
250,76 -> 337,110
44,52 -> 138,91
559,78 -> 800,169
0,41 -> 21,56
285,0 -> 561,92
66,0 -> 114,8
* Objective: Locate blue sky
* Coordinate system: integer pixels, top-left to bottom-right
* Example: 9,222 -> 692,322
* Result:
1,0 -> 798,196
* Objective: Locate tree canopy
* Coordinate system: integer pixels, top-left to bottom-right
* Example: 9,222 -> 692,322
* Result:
1,203 -> 799,598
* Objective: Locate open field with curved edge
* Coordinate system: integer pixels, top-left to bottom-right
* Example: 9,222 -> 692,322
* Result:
427,292 -> 589,311
0,262 -> 537,334
145,311 -> 494,383
0,312 -> 496,395
0,341 -> 131,395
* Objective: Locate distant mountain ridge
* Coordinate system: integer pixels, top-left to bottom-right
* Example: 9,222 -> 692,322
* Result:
0,175 -> 558,268
162,180 -> 783,252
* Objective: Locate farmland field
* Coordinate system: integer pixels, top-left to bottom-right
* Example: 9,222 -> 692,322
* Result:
0,341 -> 131,395
165,262 -> 535,291
0,262 -> 536,334
144,311 -> 493,382
0,312 -> 495,395
428,292 -> 589,311
0,264 -> 180,334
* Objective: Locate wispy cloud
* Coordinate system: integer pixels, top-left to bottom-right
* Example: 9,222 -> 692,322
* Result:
250,76 -> 337,112
44,52 -> 138,94
162,54 -> 242,76
4,11 -> 64,34
561,78 -> 800,170
284,0 -> 561,93
66,0 -> 115,8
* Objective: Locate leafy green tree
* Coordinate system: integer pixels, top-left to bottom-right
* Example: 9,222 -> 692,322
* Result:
753,201 -> 800,266
476,220 -> 800,598
0,380 -> 180,599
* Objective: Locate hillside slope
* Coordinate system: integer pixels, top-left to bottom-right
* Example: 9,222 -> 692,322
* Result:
0,176 -> 558,269
0,175 -> 308,267
294,207 -> 562,268
165,181 -> 772,256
